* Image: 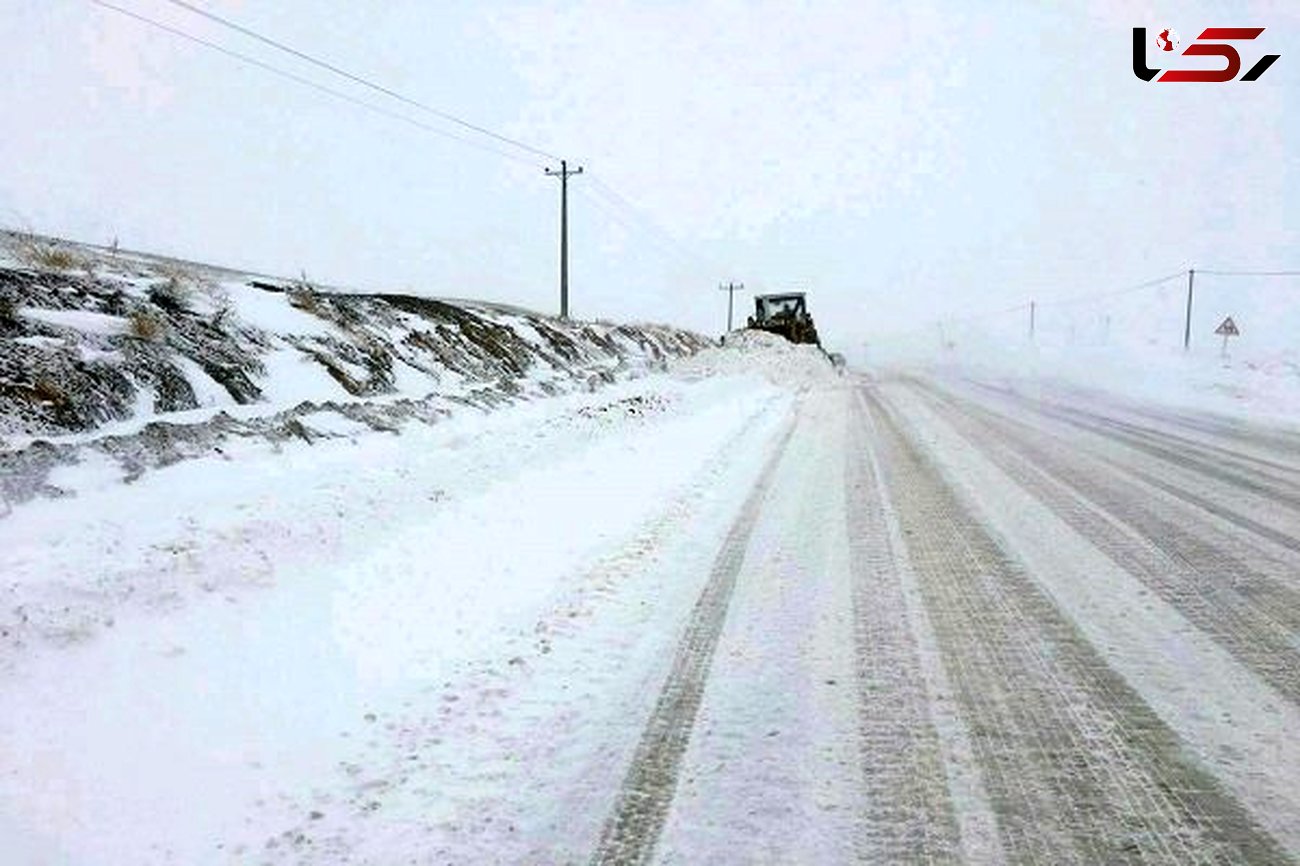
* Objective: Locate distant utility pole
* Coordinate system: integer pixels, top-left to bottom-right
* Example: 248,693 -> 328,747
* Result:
719,281 -> 744,334
545,159 -> 583,319
1029,301 -> 1036,341
1183,268 -> 1195,351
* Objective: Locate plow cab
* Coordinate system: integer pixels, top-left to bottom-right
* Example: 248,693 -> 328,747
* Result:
747,292 -> 821,346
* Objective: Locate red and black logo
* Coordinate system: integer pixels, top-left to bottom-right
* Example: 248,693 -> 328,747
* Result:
1133,27 -> 1280,82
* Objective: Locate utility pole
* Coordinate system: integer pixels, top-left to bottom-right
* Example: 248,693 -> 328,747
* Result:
544,159 -> 583,319
1183,268 -> 1195,351
719,281 -> 744,335
1029,301 -> 1036,342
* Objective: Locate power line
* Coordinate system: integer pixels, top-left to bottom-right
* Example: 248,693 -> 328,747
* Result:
575,189 -> 658,248
100,2 -> 735,289
587,176 -> 675,238
874,268 -> 1189,343
582,181 -> 676,249
1036,269 -> 1186,308
575,187 -> 718,274
157,0 -> 560,162
89,0 -> 545,168
900,266 -> 1298,352
93,0 -> 721,322
1197,269 -> 1300,277
942,301 -> 1031,327
587,176 -> 710,262
584,175 -> 725,275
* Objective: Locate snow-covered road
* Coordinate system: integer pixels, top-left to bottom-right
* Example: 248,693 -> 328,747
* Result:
4,362 -> 1300,864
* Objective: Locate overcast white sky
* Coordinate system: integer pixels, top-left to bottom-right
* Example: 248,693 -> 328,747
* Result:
1,0 -> 1296,350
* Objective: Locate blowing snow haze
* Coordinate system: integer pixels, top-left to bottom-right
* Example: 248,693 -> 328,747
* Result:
2,1 -> 1293,348
4,3 -> 1300,865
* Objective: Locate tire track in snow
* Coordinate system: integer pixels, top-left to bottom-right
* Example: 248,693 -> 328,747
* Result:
965,378 -> 1300,482
1106,461 -> 1300,558
956,377 -> 1300,464
1089,414 -> 1300,484
911,382 -> 1300,706
989,386 -> 1300,513
956,379 -> 1300,558
863,385 -> 1290,865
843,392 -> 973,863
588,417 -> 797,866
1119,402 -> 1300,462
647,388 -> 864,864
1055,411 -> 1300,506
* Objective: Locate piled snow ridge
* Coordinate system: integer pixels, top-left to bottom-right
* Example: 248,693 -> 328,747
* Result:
670,328 -> 838,390
0,231 -> 711,508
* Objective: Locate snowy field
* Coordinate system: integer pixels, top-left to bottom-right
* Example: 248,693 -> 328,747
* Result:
866,271 -> 1300,427
5,286 -> 1300,863
1,328 -> 837,863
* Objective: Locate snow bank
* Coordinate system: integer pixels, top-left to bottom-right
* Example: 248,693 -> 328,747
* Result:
670,329 -> 837,390
0,372 -> 792,864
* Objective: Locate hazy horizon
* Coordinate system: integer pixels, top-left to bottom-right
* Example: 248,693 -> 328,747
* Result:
2,0 -> 1295,353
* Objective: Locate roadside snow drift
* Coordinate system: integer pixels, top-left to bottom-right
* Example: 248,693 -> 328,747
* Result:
672,329 -> 836,389
0,292 -> 810,864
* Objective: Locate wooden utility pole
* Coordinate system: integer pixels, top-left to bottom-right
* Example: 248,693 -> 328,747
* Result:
545,159 -> 584,319
1183,268 -> 1195,351
1029,301 -> 1036,341
719,281 -> 744,334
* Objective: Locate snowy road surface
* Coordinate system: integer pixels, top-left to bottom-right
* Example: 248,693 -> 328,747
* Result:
4,366 -> 1300,864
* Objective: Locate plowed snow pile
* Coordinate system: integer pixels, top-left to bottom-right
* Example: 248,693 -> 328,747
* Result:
670,329 -> 835,389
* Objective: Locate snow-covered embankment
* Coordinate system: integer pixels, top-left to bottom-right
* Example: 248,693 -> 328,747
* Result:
0,242 -> 837,864
0,231 -> 708,508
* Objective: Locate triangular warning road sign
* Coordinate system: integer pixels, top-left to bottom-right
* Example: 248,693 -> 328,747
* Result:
1214,316 -> 1240,337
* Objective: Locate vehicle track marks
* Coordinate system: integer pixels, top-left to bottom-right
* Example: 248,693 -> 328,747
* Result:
911,382 -> 1300,706
980,385 -> 1300,511
863,385 -> 1290,865
953,380 -> 1300,557
845,393 -> 967,862
1121,404 -> 1300,461
588,418 -> 797,866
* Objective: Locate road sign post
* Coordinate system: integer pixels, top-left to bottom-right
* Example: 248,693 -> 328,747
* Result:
1214,316 -> 1240,357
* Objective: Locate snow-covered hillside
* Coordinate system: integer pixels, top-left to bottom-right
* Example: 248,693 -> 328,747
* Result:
0,231 -> 709,509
